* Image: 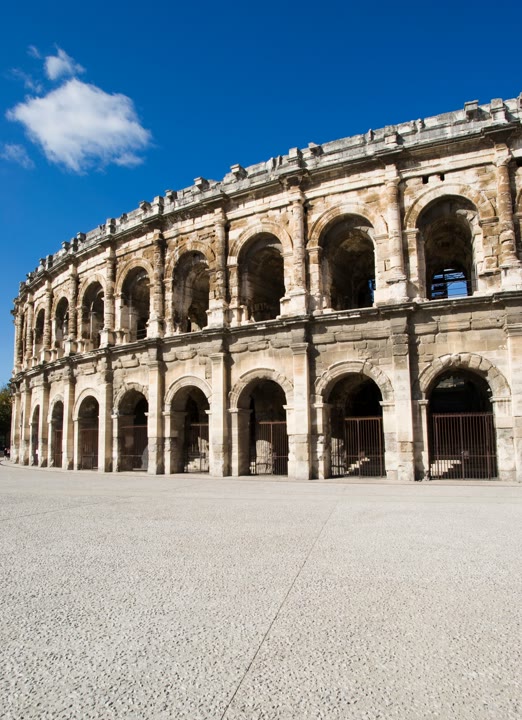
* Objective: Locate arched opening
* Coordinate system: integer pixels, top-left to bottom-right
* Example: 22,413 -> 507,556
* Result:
240,380 -> 288,475
118,391 -> 148,471
321,216 -> 375,310
172,252 -> 210,333
81,282 -> 104,350
240,234 -> 285,321
78,396 -> 99,470
428,370 -> 497,479
169,387 -> 210,472
34,309 -> 45,357
121,267 -> 150,341
54,298 -> 69,346
50,401 -> 64,468
418,197 -> 475,300
328,375 -> 385,477
30,405 -> 40,465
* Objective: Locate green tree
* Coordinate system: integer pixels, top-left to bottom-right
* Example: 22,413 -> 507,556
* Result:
0,385 -> 12,448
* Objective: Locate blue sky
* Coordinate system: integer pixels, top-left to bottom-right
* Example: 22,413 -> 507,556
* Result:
1,0 -> 521,384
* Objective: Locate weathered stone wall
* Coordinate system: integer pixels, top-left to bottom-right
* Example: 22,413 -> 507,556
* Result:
10,95 -> 522,481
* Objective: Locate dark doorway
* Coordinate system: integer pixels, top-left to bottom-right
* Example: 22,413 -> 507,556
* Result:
329,376 -> 385,477
118,392 -> 149,471
78,396 -> 99,470
428,371 -> 497,479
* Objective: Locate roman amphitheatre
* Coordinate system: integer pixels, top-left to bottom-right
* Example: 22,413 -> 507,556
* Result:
10,95 -> 522,482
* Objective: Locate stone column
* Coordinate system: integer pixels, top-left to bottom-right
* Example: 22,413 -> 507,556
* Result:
112,413 -> 120,471
307,246 -> 324,313
388,315 -> 415,482
20,380 -> 31,465
148,232 -> 166,338
163,277 -> 174,336
62,365 -> 75,470
169,410 -> 187,473
227,260 -> 243,326
40,282 -> 52,363
163,411 -> 173,474
230,408 -> 251,476
504,311 -> 522,481
11,388 -> 21,463
98,360 -> 113,472
65,267 -> 78,355
147,347 -> 164,474
38,379 -> 49,466
13,307 -> 23,374
101,246 -> 116,347
383,167 -> 408,303
72,418 -> 79,470
416,400 -> 430,480
24,298 -> 34,365
281,193 -> 308,316
207,209 -> 228,327
288,342 -> 311,480
312,401 -> 331,480
496,145 -> 522,290
209,352 -> 229,476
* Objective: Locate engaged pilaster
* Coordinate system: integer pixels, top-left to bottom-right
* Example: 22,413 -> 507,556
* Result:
383,166 -> 408,303
495,145 -> 522,289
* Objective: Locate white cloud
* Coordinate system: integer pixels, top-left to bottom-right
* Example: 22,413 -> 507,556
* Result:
27,45 -> 41,59
44,47 -> 85,81
7,78 -> 151,173
10,68 -> 43,93
1,143 -> 34,169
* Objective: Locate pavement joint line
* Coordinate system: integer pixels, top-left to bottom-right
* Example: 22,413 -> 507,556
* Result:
219,487 -> 345,720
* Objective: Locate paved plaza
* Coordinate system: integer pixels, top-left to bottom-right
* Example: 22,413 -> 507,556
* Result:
0,465 -> 521,719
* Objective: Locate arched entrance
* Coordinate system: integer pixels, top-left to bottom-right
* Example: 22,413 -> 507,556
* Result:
417,197 -> 476,300
50,401 -> 64,468
121,267 -> 150,341
241,380 -> 288,475
428,371 -> 497,479
239,235 -> 285,321
169,387 -> 210,472
328,375 -> 385,477
81,282 -> 104,350
78,397 -> 99,470
172,252 -> 210,333
321,216 -> 376,310
30,406 -> 40,465
118,391 -> 148,471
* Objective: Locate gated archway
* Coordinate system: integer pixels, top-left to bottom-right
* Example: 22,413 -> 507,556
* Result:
117,390 -> 149,471
78,396 -> 99,470
328,374 -> 385,478
428,370 -> 497,479
50,400 -> 64,468
238,379 -> 288,475
169,387 -> 210,473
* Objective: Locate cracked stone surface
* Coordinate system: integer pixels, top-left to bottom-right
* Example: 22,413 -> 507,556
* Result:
0,465 -> 521,719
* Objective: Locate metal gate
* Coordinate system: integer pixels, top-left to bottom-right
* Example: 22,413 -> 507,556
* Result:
184,422 -> 209,472
119,424 -> 148,471
78,426 -> 98,470
251,420 -> 288,475
429,412 -> 497,479
331,417 -> 385,477
52,429 -> 63,468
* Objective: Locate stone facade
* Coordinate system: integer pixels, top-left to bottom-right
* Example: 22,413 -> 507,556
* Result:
10,95 -> 522,482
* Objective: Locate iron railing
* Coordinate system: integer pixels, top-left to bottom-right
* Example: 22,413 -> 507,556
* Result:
184,422 -> 209,472
331,417 -> 385,477
429,412 -> 497,479
250,420 -> 288,475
